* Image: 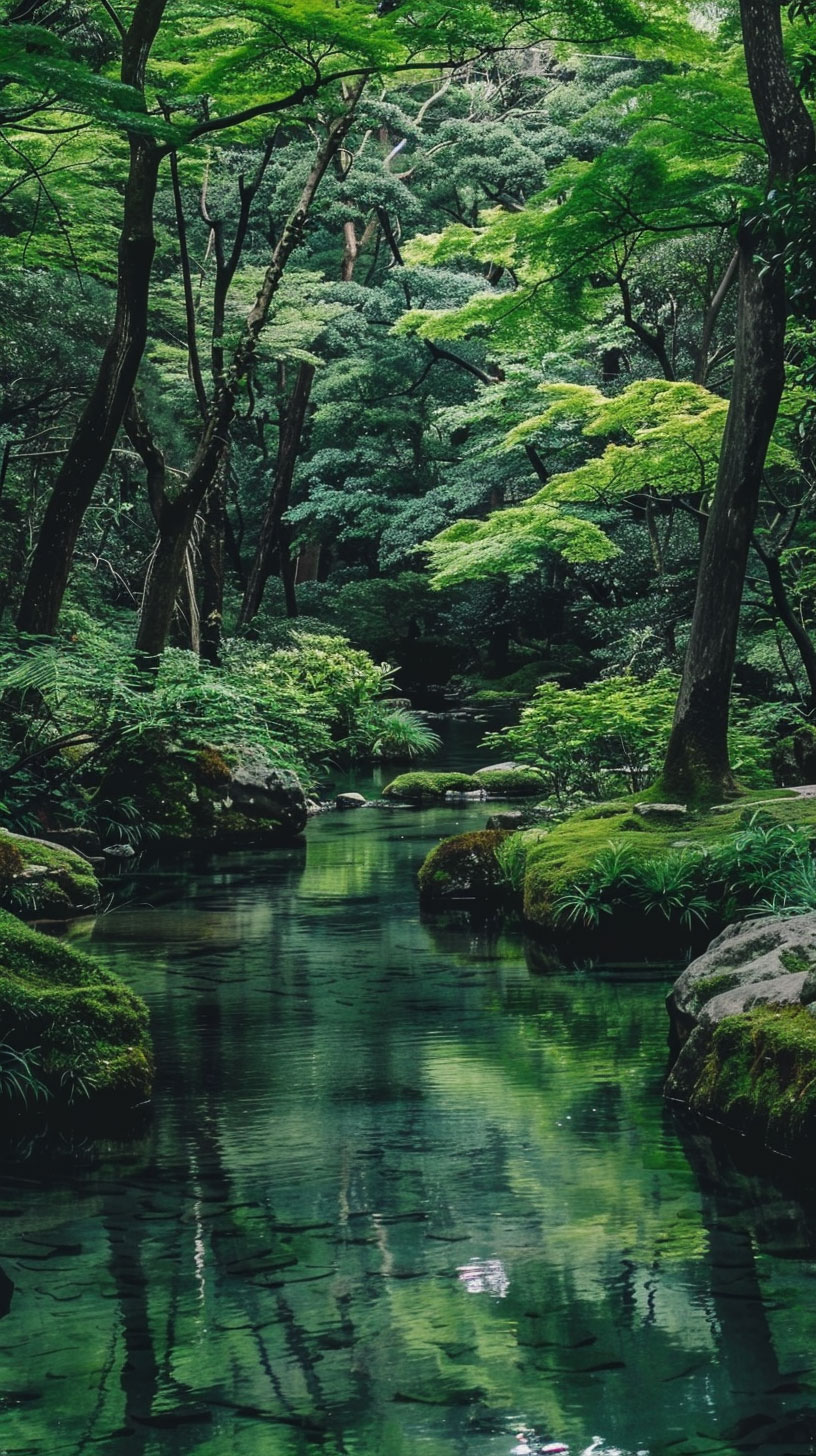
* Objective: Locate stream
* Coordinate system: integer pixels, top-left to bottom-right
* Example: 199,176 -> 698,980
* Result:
3,725 -> 816,1455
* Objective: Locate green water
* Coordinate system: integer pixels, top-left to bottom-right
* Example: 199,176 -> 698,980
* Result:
3,752 -> 816,1455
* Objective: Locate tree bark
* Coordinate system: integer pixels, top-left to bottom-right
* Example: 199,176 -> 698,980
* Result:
136,94 -> 362,664
199,465 -> 228,666
237,361 -> 316,629
15,0 -> 167,636
756,544 -> 816,709
661,0 -> 815,800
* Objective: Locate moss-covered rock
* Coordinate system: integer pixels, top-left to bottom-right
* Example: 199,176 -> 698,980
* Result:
0,830 -> 100,918
98,734 -> 307,845
383,772 -> 482,803
0,909 -> 152,1119
666,914 -> 816,1157
474,767 -> 547,797
418,829 -> 512,903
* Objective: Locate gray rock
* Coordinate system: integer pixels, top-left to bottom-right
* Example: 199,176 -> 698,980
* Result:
228,752 -> 308,835
634,802 -> 688,820
486,811 -> 525,830
480,761 -> 522,774
335,792 -> 367,810
103,843 -> 136,859
444,789 -> 487,802
666,914 -> 816,1152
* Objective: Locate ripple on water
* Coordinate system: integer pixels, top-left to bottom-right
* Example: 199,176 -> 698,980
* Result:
3,798 -> 816,1456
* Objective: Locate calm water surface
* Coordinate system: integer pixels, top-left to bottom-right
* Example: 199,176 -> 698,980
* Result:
3,748 -> 816,1456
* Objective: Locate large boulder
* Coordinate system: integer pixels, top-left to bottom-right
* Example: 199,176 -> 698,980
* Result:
666,914 -> 816,1158
227,752 -> 308,836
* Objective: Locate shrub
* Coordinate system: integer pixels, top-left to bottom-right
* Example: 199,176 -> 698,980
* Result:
483,671 -> 772,805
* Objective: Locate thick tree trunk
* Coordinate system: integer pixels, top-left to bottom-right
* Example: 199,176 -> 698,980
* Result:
661,0 -> 815,800
237,361 -> 315,629
662,246 -> 786,797
15,0 -> 167,635
136,95 -> 361,663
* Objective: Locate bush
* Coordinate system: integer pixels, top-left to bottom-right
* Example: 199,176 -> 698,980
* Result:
483,671 -> 772,805
0,616 -> 437,832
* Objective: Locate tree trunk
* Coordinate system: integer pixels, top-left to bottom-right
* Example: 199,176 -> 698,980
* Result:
759,546 -> 816,709
661,0 -> 815,800
237,361 -> 315,629
15,0 -> 167,635
135,93 -> 362,664
199,468 -> 227,666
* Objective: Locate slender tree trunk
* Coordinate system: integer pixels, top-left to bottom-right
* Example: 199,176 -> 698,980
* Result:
136,93 -> 362,664
15,0 -> 167,635
237,361 -> 315,628
661,0 -> 815,799
758,546 -> 816,708
200,465 -> 227,666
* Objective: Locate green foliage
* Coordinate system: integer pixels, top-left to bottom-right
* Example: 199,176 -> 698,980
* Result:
493,829 -> 529,892
483,672 -> 772,805
0,618 -> 418,827
483,672 -> 679,802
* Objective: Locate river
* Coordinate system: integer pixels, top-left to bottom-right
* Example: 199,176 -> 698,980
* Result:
2,730 -> 816,1455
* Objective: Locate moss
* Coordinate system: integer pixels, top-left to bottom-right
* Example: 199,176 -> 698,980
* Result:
383,772 -> 481,802
0,839 -> 24,882
780,949 -> 814,977
520,789 -> 816,932
689,971 -> 741,1012
0,909 -> 153,1116
474,768 -> 546,797
690,1006 -> 816,1154
0,830 -> 99,916
418,830 -> 511,903
195,745 -> 232,787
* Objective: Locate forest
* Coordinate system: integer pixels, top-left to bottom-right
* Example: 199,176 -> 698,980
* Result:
5,1 -> 816,1453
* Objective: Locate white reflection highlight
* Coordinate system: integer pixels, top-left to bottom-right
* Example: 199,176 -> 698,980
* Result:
457,1257 -> 509,1296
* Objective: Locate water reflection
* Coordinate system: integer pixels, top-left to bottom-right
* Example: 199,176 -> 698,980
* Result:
1,794 -> 816,1454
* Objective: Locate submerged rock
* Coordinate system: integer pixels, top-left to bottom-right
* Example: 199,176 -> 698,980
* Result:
666,914 -> 816,1157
